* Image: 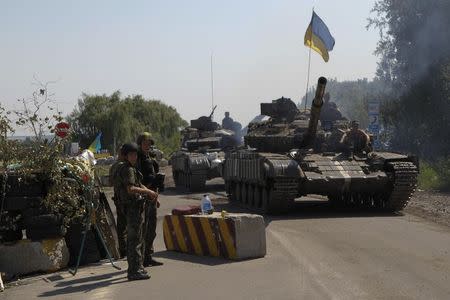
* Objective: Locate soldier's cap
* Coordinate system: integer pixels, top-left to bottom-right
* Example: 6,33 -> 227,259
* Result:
137,132 -> 155,145
122,143 -> 139,155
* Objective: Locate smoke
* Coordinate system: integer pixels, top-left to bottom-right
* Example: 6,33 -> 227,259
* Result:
403,4 -> 450,87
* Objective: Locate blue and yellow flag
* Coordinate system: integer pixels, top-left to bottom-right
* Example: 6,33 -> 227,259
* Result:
304,12 -> 335,62
88,132 -> 102,153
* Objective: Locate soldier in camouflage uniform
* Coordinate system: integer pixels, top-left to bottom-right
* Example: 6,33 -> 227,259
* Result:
118,143 -> 158,280
136,132 -> 163,267
109,145 -> 127,258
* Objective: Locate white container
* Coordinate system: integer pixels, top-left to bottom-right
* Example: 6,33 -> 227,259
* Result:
201,194 -> 213,214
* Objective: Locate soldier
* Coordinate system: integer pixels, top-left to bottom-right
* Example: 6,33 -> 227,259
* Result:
117,143 -> 158,280
320,93 -> 344,129
136,132 -> 163,267
222,111 -> 234,130
109,145 -> 127,258
340,120 -> 372,153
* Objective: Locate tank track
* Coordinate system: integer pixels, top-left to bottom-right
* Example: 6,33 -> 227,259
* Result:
174,171 -> 207,192
384,161 -> 418,211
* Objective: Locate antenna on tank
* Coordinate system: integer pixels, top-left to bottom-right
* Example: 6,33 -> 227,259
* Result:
210,51 -> 215,120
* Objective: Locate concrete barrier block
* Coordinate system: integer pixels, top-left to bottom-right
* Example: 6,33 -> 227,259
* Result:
0,238 -> 69,277
163,212 -> 266,260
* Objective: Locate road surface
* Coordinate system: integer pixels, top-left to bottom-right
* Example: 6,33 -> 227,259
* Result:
2,179 -> 450,299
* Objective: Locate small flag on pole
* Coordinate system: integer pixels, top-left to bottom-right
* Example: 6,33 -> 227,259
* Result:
88,132 -> 102,154
304,12 -> 335,62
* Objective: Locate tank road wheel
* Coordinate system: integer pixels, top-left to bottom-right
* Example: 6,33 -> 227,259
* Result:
241,183 -> 248,206
176,172 -> 185,190
235,182 -> 242,203
248,185 -> 256,208
261,187 -> 274,214
254,186 -> 262,209
228,181 -> 237,202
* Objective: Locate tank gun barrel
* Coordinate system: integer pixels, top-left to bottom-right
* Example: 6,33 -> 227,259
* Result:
302,76 -> 327,147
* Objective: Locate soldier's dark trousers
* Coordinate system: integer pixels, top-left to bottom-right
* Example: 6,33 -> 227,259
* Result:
126,201 -> 145,275
142,201 -> 157,262
115,202 -> 127,257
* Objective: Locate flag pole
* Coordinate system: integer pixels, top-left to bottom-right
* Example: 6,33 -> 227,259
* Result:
304,7 -> 314,110
210,51 -> 215,120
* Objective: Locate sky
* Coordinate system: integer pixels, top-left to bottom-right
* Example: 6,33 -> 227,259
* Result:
0,0 -> 380,133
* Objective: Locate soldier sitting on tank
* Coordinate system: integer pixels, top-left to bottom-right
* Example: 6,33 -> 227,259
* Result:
340,120 -> 372,154
320,93 -> 344,130
222,111 -> 234,130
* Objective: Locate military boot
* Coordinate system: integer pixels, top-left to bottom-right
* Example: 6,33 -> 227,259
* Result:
127,270 -> 150,281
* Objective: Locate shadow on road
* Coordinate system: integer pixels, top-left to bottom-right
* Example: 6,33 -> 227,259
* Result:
153,250 -> 238,266
163,184 -> 226,198
211,199 -> 403,228
38,270 -> 127,297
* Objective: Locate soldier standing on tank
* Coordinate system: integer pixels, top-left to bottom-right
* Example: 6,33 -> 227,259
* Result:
117,143 -> 158,280
340,120 -> 372,153
320,93 -> 344,129
109,144 -> 127,258
136,132 -> 163,267
222,111 -> 234,130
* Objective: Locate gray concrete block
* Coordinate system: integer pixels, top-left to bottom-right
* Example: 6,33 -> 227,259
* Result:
0,238 -> 69,277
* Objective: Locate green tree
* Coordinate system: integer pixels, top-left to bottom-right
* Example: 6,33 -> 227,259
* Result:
68,91 -> 187,156
368,0 -> 450,157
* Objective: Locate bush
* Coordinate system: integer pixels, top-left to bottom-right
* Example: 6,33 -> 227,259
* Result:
418,159 -> 450,191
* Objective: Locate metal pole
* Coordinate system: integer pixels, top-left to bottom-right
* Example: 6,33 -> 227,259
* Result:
304,8 -> 314,110
210,51 -> 214,120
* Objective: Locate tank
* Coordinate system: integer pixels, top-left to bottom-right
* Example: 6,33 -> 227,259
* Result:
170,106 -> 242,191
223,77 -> 418,213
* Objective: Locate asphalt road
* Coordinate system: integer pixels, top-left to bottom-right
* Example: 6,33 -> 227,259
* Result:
2,179 -> 450,300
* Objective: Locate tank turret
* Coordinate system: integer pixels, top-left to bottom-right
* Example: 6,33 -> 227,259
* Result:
170,106 -> 243,191
260,97 -> 299,122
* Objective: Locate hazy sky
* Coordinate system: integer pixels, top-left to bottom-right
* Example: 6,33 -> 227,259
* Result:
0,0 -> 379,130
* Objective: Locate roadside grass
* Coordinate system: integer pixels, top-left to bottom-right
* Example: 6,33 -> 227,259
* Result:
418,158 -> 450,192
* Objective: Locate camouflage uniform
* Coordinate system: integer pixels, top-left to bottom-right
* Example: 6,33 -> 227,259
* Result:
222,115 -> 234,130
136,150 -> 159,265
109,160 -> 127,257
117,161 -> 145,275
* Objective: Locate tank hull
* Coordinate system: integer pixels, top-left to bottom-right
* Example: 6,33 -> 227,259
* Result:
223,150 -> 418,214
170,151 -> 224,192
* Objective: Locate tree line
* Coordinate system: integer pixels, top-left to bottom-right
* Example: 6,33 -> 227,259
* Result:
68,91 -> 187,156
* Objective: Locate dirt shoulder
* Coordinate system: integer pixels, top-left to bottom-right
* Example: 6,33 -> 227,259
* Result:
404,190 -> 450,227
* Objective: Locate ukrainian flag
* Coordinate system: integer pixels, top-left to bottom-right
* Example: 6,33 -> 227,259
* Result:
88,132 -> 102,154
304,12 -> 335,62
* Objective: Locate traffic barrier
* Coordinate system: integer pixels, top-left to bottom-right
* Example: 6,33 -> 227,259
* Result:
0,238 -> 69,277
163,213 -> 266,260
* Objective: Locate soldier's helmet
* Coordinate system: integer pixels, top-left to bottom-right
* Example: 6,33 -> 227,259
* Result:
137,132 -> 155,146
122,143 -> 139,155
350,120 -> 359,129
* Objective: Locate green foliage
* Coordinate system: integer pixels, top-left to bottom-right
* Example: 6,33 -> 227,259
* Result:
300,78 -> 387,129
68,91 -> 187,156
418,162 -> 442,191
368,0 -> 450,158
418,158 -> 450,191
1,87 -> 90,227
